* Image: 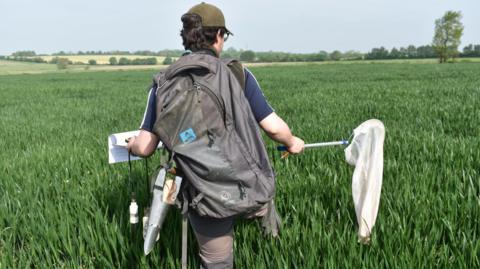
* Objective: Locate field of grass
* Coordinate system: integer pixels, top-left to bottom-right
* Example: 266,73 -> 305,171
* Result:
0,60 -> 59,75
0,60 -> 165,76
0,62 -> 479,268
2,57 -> 480,76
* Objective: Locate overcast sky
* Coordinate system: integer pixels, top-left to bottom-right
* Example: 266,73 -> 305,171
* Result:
0,0 -> 478,55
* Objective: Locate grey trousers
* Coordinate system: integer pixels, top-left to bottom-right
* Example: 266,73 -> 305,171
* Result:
188,205 -> 268,269
188,211 -> 234,269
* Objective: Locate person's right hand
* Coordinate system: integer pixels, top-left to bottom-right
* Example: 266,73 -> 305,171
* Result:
286,136 -> 304,154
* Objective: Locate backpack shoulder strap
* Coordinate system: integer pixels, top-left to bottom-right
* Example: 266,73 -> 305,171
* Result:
153,70 -> 167,88
221,58 -> 246,91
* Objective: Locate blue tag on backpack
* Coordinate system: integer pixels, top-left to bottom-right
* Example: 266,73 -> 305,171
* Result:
179,128 -> 197,144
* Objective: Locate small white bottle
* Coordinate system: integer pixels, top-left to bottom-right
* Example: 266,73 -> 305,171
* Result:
129,199 -> 139,225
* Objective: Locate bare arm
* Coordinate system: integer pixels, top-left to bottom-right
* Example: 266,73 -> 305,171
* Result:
259,112 -> 304,154
126,130 -> 159,157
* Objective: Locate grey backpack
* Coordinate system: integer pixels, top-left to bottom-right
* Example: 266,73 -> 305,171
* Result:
152,52 -> 275,219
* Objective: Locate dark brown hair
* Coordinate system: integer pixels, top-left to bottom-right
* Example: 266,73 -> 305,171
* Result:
180,13 -> 225,51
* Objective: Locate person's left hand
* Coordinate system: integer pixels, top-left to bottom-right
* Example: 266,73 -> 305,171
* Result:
126,136 -> 136,153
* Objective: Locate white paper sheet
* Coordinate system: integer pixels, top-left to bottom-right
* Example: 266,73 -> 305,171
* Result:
108,130 -> 163,164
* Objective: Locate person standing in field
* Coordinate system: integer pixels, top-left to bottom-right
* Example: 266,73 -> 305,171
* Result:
127,2 -> 304,268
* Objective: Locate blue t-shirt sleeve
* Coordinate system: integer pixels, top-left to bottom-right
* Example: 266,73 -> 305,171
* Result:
139,87 -> 156,132
243,68 -> 274,122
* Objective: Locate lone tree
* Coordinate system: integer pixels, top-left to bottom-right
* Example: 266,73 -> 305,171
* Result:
240,50 -> 255,62
433,11 -> 464,63
330,50 -> 342,61
162,56 -> 173,65
109,57 -> 117,65
118,57 -> 130,65
56,58 -> 70,70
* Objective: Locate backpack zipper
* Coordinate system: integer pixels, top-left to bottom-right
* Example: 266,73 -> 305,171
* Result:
193,82 -> 226,123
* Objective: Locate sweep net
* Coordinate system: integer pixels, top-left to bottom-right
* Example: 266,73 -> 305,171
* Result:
344,119 -> 385,243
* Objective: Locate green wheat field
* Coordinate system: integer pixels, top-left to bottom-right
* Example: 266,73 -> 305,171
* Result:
0,62 -> 479,268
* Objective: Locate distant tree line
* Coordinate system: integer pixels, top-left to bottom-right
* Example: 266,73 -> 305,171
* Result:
220,48 -> 364,62
53,50 -> 184,57
462,44 -> 480,57
224,44 -> 479,62
365,45 -> 437,60
108,57 -> 158,65
11,50 -> 37,57
254,51 -> 329,62
3,44 -> 480,65
3,56 -> 48,63
365,44 -> 480,60
14,48 -> 363,63
0,54 -> 157,66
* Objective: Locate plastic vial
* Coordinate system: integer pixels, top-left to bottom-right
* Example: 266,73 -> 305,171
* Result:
129,199 -> 139,224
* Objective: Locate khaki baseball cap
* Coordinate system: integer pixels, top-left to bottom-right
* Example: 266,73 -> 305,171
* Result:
187,2 -> 233,35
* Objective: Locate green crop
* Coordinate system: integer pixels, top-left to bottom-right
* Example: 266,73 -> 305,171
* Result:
0,62 -> 479,268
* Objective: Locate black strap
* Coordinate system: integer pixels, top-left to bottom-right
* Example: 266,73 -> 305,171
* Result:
144,158 -> 149,194
128,153 -> 135,199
